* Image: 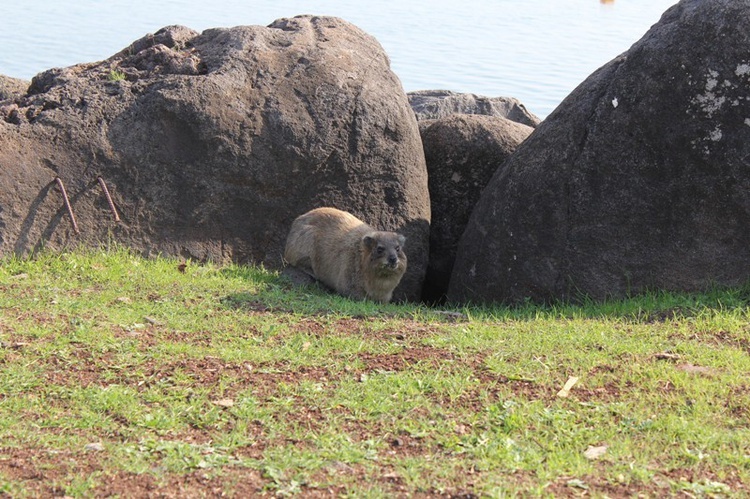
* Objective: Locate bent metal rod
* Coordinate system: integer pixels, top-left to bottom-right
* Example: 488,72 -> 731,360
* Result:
54,177 -> 80,234
97,176 -> 121,222
54,176 -> 121,234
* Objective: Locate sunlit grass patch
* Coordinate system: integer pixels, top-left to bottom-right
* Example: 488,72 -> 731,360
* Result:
1,247 -> 749,496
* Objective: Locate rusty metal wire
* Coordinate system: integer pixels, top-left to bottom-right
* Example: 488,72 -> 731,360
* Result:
54,177 -> 80,234
97,176 -> 120,222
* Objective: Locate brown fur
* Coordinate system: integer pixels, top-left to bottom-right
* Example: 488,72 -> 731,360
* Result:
284,207 -> 407,303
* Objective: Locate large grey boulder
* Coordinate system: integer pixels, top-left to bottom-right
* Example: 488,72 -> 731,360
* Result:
420,114 -> 533,303
0,17 -> 430,301
448,0 -> 750,304
408,89 -> 541,127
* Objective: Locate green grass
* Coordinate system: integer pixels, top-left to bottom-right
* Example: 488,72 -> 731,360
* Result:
106,69 -> 127,82
0,247 -> 748,497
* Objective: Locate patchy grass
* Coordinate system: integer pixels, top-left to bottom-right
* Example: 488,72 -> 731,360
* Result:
0,248 -> 748,497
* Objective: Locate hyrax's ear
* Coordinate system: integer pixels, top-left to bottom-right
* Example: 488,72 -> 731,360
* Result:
362,234 -> 376,250
398,234 -> 406,247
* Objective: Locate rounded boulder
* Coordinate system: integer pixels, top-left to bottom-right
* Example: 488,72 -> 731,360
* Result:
449,0 -> 750,304
0,17 -> 430,300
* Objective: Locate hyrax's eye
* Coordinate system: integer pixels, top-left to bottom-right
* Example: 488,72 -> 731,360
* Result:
376,246 -> 385,255
395,246 -> 401,253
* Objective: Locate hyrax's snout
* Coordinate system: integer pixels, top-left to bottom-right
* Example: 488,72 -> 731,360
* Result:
363,231 -> 407,272
376,246 -> 400,269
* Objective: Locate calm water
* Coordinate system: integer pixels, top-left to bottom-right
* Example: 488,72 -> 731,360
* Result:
1,0 -> 677,117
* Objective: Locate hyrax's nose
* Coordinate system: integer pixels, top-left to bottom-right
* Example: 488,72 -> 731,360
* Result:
388,254 -> 398,266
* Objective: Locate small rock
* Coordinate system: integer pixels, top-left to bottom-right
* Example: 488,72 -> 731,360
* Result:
1,341 -> 29,350
676,363 -> 715,376
84,442 -> 105,452
654,352 -> 681,361
583,444 -> 608,460
408,90 -> 541,127
144,316 -> 164,326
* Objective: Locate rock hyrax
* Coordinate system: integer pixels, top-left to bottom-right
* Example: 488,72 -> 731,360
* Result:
284,207 -> 407,303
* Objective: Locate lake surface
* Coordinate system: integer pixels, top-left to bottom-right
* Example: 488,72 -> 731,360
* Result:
1,0 -> 677,118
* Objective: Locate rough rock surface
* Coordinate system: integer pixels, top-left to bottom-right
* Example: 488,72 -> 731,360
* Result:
408,89 -> 541,127
0,17 -> 430,301
448,0 -> 750,304
0,75 -> 29,101
419,114 -> 533,303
